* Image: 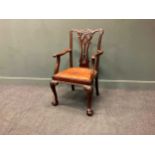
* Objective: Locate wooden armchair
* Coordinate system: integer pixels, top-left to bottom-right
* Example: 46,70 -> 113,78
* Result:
50,28 -> 104,116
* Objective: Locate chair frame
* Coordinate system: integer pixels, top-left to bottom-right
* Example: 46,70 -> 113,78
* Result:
50,28 -> 104,116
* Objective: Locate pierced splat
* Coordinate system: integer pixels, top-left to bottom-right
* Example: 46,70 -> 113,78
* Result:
72,29 -> 100,67
77,31 -> 93,67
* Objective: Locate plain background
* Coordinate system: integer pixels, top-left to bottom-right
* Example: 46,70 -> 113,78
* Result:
0,19 -> 155,82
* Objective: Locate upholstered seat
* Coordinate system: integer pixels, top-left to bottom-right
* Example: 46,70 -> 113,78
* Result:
53,67 -> 97,85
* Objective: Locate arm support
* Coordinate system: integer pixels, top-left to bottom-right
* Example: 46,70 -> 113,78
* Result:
52,48 -> 71,74
53,48 -> 71,57
91,50 -> 104,72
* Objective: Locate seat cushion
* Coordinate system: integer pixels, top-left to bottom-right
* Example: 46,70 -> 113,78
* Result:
53,67 -> 96,85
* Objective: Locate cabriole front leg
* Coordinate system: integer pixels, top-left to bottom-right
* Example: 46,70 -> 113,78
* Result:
84,85 -> 94,116
50,80 -> 59,106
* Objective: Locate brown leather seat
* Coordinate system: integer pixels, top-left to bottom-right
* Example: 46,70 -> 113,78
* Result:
53,67 -> 96,85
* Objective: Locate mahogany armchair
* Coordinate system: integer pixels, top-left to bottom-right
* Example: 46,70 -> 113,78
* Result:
50,29 -> 104,116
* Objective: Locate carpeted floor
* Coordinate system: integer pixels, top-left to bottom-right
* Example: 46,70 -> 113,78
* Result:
0,84 -> 155,135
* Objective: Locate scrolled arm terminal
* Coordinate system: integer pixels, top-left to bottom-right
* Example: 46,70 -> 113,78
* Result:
53,48 -> 71,58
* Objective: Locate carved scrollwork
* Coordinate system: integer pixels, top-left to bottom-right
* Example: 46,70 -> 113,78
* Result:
72,28 -> 103,67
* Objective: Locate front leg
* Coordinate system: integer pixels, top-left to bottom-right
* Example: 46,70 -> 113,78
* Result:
84,85 -> 94,116
50,80 -> 59,106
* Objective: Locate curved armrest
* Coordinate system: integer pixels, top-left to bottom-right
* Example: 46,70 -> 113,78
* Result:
91,50 -> 104,72
52,48 -> 71,74
91,50 -> 104,59
53,48 -> 71,58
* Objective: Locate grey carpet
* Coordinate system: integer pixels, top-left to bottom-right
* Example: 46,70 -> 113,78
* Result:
0,84 -> 155,135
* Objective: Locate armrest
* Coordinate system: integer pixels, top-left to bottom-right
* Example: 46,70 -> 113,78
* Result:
91,50 -> 104,72
91,50 -> 104,59
52,48 -> 71,74
53,48 -> 71,58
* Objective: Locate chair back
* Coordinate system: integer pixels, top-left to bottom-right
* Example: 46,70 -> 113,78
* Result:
70,29 -> 104,68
